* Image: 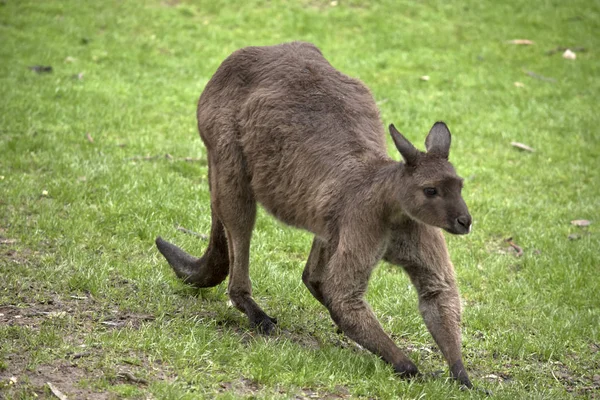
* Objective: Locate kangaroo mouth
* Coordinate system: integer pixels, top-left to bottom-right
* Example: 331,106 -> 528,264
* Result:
445,221 -> 472,235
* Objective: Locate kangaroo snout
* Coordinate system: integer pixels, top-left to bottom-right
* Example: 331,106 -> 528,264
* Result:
454,214 -> 472,234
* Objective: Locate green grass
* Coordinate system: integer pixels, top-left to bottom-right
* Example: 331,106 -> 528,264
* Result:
1,0 -> 599,398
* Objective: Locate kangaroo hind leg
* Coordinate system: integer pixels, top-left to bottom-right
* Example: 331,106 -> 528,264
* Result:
212,141 -> 277,334
302,236 -> 331,306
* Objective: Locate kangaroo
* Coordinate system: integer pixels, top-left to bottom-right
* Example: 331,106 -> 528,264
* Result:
156,42 -> 473,387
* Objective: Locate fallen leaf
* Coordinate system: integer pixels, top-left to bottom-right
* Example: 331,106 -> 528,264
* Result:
568,233 -> 581,240
64,56 -> 76,63
510,142 -> 535,152
508,39 -> 534,45
571,219 -> 591,227
420,75 -> 430,81
86,132 -> 94,143
45,311 -> 67,319
47,382 -> 68,400
562,49 -> 576,60
514,81 -> 525,88
0,238 -> 17,244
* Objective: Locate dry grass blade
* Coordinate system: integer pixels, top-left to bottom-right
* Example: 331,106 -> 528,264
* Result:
507,39 -> 534,45
571,219 -> 591,227
175,225 -> 208,240
511,142 -> 535,152
47,382 -> 68,400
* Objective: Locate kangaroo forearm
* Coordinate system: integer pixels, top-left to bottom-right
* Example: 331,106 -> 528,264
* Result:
327,299 -> 418,375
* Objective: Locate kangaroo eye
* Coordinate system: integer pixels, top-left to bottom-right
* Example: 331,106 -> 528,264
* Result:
423,187 -> 437,197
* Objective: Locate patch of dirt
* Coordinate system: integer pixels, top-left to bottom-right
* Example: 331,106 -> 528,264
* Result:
216,376 -> 261,397
0,295 -> 155,332
550,361 -> 600,398
0,345 -> 109,400
277,328 -> 322,351
475,357 -> 600,398
0,283 -> 163,399
294,384 -> 352,399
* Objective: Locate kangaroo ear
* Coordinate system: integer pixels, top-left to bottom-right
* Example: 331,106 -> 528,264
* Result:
425,121 -> 451,159
389,124 -> 419,166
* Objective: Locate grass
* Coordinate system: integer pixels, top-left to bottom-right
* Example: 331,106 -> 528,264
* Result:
1,0 -> 599,398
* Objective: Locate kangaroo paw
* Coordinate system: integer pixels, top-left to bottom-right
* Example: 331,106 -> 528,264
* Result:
450,360 -> 472,389
393,361 -> 420,379
250,314 -> 278,335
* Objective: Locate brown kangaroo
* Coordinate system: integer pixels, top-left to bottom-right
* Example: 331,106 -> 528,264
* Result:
156,42 -> 473,387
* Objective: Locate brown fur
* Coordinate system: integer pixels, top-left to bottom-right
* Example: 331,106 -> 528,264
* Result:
155,42 -> 473,387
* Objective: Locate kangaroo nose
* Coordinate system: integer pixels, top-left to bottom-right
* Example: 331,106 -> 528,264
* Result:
456,215 -> 472,232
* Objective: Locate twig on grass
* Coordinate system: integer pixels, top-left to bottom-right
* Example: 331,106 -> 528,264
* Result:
29,65 -> 53,73
183,157 -> 203,162
505,237 -> 523,257
175,224 -> 208,240
546,46 -> 586,55
524,70 -> 556,83
70,351 -> 92,360
125,154 -> 167,162
117,371 -> 148,385
125,154 -> 203,162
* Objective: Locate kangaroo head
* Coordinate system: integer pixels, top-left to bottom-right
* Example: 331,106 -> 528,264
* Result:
389,122 -> 472,235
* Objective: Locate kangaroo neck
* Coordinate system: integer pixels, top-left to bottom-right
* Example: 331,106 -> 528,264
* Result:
366,160 -> 409,221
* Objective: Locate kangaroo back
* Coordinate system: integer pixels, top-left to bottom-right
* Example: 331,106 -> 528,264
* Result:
196,42 -> 389,234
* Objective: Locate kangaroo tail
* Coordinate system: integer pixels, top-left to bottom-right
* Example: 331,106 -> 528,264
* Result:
156,229 -> 229,288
